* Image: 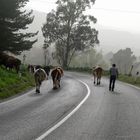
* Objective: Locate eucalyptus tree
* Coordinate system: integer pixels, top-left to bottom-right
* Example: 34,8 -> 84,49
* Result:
42,0 -> 99,68
0,0 -> 38,54
111,48 -> 136,74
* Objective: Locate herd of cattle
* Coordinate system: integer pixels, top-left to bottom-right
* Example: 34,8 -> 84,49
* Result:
31,65 -> 64,93
0,51 -> 64,93
0,51 -> 103,93
32,65 -> 102,93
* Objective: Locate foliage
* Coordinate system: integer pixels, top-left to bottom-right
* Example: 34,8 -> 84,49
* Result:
111,48 -> 136,74
118,74 -> 140,87
70,47 -> 108,69
0,67 -> 35,100
42,0 -> 99,68
0,0 -> 38,54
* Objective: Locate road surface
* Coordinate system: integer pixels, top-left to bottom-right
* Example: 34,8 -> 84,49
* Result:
0,72 -> 140,140
46,72 -> 140,140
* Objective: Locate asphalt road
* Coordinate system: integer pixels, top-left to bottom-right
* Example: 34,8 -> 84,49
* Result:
46,72 -> 140,140
0,72 -> 140,140
0,75 -> 87,140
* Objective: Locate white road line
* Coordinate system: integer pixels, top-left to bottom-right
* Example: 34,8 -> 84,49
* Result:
125,83 -> 140,90
118,81 -> 140,90
35,80 -> 90,140
0,89 -> 35,105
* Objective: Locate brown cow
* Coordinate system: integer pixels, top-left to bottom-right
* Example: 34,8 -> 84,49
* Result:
34,68 -> 47,93
0,52 -> 21,73
92,66 -> 103,85
51,67 -> 63,90
5,56 -> 21,73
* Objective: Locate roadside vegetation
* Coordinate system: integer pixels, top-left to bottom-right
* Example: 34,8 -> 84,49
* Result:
0,66 -> 35,100
0,65 -> 139,101
118,74 -> 140,87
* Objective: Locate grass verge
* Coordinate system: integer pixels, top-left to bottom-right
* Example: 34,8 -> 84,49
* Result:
118,74 -> 140,88
0,67 -> 35,100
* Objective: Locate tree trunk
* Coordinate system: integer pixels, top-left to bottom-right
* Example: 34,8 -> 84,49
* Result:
63,19 -> 71,70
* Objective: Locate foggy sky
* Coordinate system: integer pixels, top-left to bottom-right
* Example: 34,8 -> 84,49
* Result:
26,0 -> 140,33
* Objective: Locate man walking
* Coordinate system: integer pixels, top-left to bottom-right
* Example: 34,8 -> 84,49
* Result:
109,64 -> 118,91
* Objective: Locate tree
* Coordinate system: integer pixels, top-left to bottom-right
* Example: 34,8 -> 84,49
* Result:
42,0 -> 99,69
70,47 -> 108,69
111,48 -> 136,74
0,0 -> 38,54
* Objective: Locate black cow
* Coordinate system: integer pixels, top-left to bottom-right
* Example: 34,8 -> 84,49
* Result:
0,52 -> 21,73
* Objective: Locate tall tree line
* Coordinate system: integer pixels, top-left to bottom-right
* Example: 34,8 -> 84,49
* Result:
0,0 -> 37,54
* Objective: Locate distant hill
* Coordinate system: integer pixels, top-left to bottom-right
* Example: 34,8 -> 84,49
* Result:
96,25 -> 140,56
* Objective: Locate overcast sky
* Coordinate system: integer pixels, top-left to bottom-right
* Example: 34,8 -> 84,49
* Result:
26,0 -> 140,34
26,0 -> 140,56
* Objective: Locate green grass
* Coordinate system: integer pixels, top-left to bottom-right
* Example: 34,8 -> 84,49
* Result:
0,66 -> 35,100
118,74 -> 140,87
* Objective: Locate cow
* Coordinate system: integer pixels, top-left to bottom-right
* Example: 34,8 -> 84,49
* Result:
43,66 -> 51,76
0,52 -> 9,67
92,66 -> 103,85
34,68 -> 48,93
51,67 -> 63,90
5,56 -> 21,73
0,52 -> 21,73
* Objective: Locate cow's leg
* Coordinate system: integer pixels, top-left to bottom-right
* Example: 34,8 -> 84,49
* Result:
97,77 -> 99,85
97,77 -> 100,85
58,80 -> 60,88
35,82 -> 40,93
36,85 -> 40,93
35,77 -> 40,93
58,76 -> 61,88
93,75 -> 96,84
53,78 -> 57,90
53,79 -> 55,89
98,78 -> 100,85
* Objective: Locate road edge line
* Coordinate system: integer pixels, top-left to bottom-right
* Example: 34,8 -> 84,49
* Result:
118,81 -> 140,90
35,80 -> 90,140
124,83 -> 140,90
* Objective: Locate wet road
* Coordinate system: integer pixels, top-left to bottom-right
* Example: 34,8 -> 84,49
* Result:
0,75 -> 87,140
46,72 -> 140,140
0,72 -> 140,140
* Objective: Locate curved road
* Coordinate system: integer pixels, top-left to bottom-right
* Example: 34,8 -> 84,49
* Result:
0,75 -> 87,140
0,72 -> 140,140
46,72 -> 140,140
